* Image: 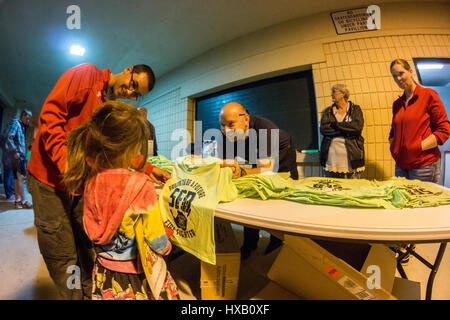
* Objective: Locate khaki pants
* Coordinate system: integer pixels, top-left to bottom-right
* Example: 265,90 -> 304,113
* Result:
27,173 -> 94,300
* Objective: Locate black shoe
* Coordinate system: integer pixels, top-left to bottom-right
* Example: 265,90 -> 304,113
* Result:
240,245 -> 257,261
265,238 -> 283,255
397,244 -> 415,265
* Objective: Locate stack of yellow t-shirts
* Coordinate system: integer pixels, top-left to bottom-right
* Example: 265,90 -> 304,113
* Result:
233,173 -> 450,209
147,155 -> 175,174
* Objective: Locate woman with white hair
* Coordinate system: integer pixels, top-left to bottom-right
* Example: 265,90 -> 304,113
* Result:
319,84 -> 365,179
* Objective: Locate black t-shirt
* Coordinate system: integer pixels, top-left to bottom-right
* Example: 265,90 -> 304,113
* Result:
218,115 -> 298,179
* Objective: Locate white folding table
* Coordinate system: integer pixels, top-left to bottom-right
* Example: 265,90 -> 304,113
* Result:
215,198 -> 450,300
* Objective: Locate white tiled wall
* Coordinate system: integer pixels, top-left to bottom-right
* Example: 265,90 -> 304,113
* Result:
143,88 -> 194,159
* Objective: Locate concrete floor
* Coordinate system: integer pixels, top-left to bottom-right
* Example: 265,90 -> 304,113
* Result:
1,182 -> 449,300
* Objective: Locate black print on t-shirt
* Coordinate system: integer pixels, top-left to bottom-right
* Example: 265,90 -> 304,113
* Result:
404,185 -> 441,197
309,179 -> 351,192
165,187 -> 198,238
169,188 -> 196,230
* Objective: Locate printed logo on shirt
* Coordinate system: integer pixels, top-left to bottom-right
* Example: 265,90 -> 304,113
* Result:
309,179 -> 351,192
405,185 -> 442,197
163,179 -> 206,239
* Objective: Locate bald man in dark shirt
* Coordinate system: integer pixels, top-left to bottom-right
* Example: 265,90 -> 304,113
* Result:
219,101 -> 298,260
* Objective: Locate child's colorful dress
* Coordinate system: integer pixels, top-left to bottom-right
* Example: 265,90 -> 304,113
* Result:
83,168 -> 179,300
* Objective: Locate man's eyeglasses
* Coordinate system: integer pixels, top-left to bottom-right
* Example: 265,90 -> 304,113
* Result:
220,113 -> 247,129
129,68 -> 140,101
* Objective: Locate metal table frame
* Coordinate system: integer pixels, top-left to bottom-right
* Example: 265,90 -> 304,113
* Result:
391,242 -> 447,300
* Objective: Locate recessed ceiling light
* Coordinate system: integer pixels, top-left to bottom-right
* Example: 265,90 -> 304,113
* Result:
70,45 -> 85,56
417,63 -> 444,70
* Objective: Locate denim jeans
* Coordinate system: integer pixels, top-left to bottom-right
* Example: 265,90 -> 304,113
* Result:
395,158 -> 441,183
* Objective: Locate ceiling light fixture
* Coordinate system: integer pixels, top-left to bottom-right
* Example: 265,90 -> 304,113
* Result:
70,45 -> 85,56
417,63 -> 444,70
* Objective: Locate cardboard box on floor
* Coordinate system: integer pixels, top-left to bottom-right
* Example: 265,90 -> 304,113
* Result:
200,218 -> 240,300
392,277 -> 421,300
267,235 -> 398,300
251,281 -> 302,300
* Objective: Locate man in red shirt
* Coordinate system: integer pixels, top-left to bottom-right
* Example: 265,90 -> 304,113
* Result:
27,63 -> 168,299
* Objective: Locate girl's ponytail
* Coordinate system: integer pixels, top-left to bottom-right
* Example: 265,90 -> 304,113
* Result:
63,100 -> 150,194
62,122 -> 92,194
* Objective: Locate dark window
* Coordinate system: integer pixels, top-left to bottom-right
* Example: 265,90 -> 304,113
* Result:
195,70 -> 319,151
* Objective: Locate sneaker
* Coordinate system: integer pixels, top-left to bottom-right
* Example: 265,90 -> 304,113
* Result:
21,200 -> 33,209
399,253 -> 410,265
8,195 -> 15,201
15,200 -> 33,209
398,244 -> 416,265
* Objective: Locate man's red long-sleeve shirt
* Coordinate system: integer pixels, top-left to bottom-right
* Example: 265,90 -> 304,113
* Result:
389,85 -> 450,170
28,63 -> 153,191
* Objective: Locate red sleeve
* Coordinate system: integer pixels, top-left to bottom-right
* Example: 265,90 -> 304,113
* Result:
428,90 -> 450,145
144,161 -> 155,175
129,154 -> 154,175
39,72 -> 79,174
39,64 -> 94,174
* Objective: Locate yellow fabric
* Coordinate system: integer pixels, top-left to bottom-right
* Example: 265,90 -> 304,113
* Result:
159,156 -> 238,265
133,203 -> 169,300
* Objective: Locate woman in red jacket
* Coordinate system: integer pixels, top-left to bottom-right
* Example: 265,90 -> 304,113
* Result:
389,58 -> 450,264
389,58 -> 450,183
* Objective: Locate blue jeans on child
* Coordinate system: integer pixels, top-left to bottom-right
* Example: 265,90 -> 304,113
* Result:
395,158 -> 441,183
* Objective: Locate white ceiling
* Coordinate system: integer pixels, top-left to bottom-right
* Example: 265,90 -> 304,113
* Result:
0,0 -> 441,114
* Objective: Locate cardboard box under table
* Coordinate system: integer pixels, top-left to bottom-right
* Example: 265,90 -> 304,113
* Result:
267,235 -> 400,300
200,219 -> 241,300
251,281 -> 301,300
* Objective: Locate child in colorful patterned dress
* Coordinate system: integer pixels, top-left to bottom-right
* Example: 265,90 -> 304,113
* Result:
63,101 -> 179,300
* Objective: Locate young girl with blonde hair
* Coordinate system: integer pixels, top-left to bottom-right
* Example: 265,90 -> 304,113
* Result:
63,101 -> 179,300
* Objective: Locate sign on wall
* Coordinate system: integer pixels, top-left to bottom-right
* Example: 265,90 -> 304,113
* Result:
331,5 -> 381,35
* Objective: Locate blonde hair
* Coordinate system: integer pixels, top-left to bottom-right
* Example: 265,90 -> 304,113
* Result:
390,58 -> 412,71
63,101 -> 149,194
390,58 -> 418,85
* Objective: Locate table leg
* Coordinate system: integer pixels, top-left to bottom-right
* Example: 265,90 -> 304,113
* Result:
424,242 -> 447,300
393,242 -> 447,300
